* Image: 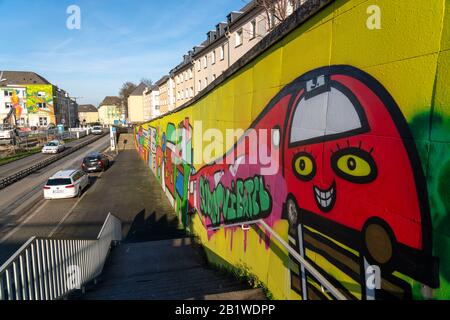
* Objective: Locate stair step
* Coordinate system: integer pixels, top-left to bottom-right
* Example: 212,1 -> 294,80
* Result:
81,238 -> 266,300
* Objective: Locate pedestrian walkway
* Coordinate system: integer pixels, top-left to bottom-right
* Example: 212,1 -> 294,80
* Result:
54,149 -> 265,300
82,238 -> 265,300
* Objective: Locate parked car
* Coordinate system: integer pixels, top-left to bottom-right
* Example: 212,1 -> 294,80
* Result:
42,140 -> 65,154
91,126 -> 103,135
81,152 -> 110,172
43,169 -> 89,199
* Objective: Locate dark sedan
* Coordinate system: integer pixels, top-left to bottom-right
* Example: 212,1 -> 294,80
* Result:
81,153 -> 110,173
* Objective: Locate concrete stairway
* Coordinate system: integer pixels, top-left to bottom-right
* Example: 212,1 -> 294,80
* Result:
82,238 -> 266,300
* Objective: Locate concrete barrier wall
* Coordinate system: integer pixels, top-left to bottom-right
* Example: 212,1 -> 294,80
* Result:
134,0 -> 450,300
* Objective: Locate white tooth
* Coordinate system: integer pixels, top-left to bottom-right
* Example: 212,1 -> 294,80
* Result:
326,198 -> 332,207
315,188 -> 320,196
321,199 -> 327,208
326,191 -> 331,198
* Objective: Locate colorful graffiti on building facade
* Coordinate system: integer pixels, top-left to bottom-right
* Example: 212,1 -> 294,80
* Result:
26,84 -> 56,124
135,0 -> 450,300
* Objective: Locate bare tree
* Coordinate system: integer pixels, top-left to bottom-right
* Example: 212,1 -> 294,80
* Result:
254,0 -> 304,30
140,78 -> 153,88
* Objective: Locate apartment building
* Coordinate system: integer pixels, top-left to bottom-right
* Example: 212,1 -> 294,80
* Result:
190,2 -> 272,98
128,82 -> 148,123
98,96 -> 122,126
78,104 -> 99,126
143,85 -> 160,120
0,85 -> 27,127
171,54 -> 195,108
157,0 -> 299,114
0,71 -> 78,128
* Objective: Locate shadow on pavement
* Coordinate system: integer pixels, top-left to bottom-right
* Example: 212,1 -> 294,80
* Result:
124,209 -> 186,243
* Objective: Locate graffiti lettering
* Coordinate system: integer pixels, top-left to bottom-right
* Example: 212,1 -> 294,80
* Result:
199,175 -> 271,226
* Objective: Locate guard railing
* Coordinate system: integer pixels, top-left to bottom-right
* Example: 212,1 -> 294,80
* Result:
0,131 -> 108,190
0,213 -> 122,300
212,219 -> 348,300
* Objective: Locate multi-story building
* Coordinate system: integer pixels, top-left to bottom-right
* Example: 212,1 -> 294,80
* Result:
0,85 -> 28,127
0,71 -> 79,128
143,85 -> 160,120
156,76 -> 175,115
78,104 -> 99,126
154,0 -> 298,112
127,83 -> 148,124
98,96 -> 122,126
171,53 -> 195,108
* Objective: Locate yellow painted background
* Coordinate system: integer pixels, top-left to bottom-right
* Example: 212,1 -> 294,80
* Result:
138,0 -> 450,299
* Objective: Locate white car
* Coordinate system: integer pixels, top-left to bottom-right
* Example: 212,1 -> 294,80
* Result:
91,126 -> 103,135
42,140 -> 65,154
44,169 -> 90,200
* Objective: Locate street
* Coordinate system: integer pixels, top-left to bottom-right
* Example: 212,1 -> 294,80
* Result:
0,135 -> 110,265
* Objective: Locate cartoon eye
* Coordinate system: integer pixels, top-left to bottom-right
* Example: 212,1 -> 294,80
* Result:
331,148 -> 377,183
293,152 -> 316,181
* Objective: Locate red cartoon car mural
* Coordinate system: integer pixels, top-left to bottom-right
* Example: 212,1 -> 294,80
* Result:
189,66 -> 439,294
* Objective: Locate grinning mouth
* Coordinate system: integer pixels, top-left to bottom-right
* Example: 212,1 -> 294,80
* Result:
313,181 -> 336,212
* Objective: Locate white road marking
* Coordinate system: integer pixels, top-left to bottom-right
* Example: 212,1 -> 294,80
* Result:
48,171 -> 105,237
0,199 -> 48,244
0,137 -> 110,243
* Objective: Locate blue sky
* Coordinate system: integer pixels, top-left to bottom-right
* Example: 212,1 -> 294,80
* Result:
0,0 -> 246,105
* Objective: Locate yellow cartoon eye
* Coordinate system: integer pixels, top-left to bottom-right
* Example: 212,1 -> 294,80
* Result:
293,153 -> 316,181
337,155 -> 371,176
332,148 -> 377,183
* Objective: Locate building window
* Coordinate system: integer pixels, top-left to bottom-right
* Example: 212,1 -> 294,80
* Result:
257,19 -> 267,36
212,50 -> 216,65
204,77 -> 208,88
5,102 -> 13,108
39,117 -> 48,126
251,20 -> 257,39
235,29 -> 243,47
155,105 -> 160,110
189,68 -> 193,79
190,87 -> 194,97
4,90 -> 12,97
37,102 -> 46,109
203,55 -> 207,69
198,80 -> 202,92
212,74 -> 216,81
220,45 -> 225,60
197,60 -> 201,71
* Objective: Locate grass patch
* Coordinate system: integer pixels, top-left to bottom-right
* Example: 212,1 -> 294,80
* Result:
0,147 -> 42,166
211,263 -> 274,300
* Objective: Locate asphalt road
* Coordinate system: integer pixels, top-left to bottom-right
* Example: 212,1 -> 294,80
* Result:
0,135 -> 110,265
0,134 -> 95,178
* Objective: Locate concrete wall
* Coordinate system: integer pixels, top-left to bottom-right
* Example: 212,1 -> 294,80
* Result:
134,0 -> 450,300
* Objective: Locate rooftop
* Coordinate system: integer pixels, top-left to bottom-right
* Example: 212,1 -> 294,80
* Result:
100,96 -> 122,107
78,104 -> 98,113
0,71 -> 50,85
130,82 -> 148,96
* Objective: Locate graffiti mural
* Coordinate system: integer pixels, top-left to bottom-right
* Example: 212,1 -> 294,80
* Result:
135,0 -> 449,300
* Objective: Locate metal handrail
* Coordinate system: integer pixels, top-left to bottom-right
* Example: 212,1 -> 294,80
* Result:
212,220 -> 347,300
256,220 -> 347,300
0,213 -> 122,300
